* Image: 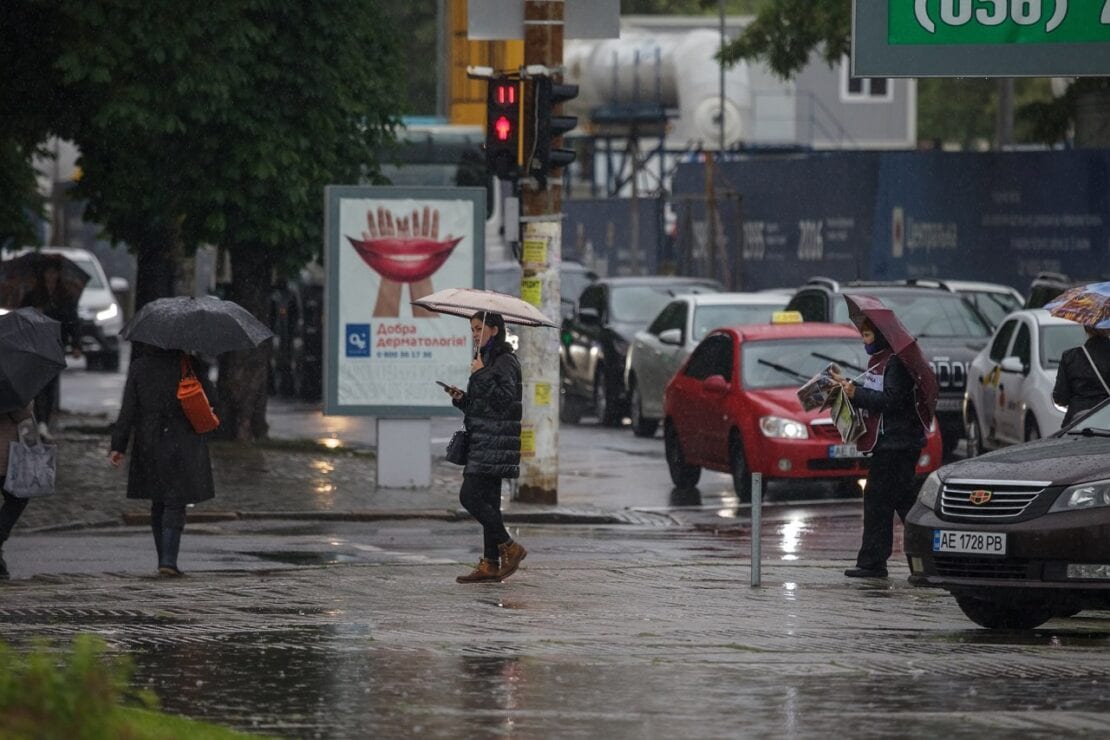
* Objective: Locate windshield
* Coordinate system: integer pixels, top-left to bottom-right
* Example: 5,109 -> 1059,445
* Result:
70,256 -> 106,289
693,303 -> 784,341
610,283 -> 717,324
1041,324 -> 1087,368
742,338 -> 870,390
1067,399 -> 1110,432
962,290 -> 1023,328
854,292 -> 993,338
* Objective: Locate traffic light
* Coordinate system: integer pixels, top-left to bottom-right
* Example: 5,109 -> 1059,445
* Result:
485,76 -> 521,180
529,76 -> 578,189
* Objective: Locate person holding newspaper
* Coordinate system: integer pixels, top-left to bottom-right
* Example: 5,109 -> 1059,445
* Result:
833,316 -> 928,579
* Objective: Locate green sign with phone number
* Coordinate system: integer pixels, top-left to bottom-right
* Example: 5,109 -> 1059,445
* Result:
890,0 -> 1110,45
854,1 -> 1110,76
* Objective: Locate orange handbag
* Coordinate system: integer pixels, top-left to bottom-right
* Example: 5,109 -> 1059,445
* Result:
178,355 -> 220,434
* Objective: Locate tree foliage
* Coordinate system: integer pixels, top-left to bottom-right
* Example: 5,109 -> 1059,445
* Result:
717,0 -> 849,78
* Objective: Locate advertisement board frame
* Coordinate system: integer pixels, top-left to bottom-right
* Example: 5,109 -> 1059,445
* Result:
323,185 -> 486,417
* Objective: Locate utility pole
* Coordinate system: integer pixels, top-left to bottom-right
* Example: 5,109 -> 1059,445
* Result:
515,0 -> 565,504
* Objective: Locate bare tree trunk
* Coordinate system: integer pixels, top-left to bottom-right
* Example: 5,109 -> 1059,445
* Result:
134,224 -> 180,311
217,247 -> 272,441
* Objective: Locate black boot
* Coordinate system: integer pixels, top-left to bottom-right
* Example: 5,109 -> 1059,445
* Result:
0,547 -> 8,580
158,528 -> 184,577
151,518 -> 163,568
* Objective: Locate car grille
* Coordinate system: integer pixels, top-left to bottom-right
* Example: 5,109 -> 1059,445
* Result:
809,420 -> 841,440
807,459 -> 869,471
933,555 -> 1031,579
939,478 -> 1048,519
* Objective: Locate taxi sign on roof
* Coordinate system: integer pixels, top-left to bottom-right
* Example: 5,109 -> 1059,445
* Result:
772,310 -> 804,324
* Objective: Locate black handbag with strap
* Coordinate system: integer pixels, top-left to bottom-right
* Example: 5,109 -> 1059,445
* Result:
445,430 -> 469,466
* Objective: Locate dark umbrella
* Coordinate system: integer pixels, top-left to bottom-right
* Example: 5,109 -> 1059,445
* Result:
121,296 -> 274,355
843,293 -> 939,428
0,307 -> 67,414
0,251 -> 90,309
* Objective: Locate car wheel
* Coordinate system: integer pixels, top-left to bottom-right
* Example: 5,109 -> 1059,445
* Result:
954,595 -> 1055,630
594,367 -> 622,427
836,478 -> 863,498
965,404 -> 984,458
664,422 -> 701,488
1025,416 -> 1041,443
559,391 -> 583,424
629,382 -> 658,438
729,432 -> 753,504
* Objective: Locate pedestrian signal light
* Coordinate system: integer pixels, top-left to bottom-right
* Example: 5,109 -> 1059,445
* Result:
485,77 -> 521,180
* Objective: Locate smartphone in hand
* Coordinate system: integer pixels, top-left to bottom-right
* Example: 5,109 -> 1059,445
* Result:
436,380 -> 451,390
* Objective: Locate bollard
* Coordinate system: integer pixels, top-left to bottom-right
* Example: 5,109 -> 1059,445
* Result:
751,472 -> 762,587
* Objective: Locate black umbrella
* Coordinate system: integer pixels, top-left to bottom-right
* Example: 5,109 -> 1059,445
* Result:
0,251 -> 90,309
121,296 -> 274,355
0,308 -> 67,414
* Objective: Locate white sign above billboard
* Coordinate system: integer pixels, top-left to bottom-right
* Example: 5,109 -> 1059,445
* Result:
468,0 -> 620,40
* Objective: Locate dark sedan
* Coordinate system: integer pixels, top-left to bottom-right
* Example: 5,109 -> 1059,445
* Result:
560,276 -> 720,425
905,399 -> 1110,629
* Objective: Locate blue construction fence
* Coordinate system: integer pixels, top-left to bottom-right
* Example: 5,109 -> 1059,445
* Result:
670,149 -> 1110,293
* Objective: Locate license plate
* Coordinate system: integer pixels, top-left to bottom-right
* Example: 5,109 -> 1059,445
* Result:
932,529 -> 1007,556
828,444 -> 864,458
935,397 -> 963,412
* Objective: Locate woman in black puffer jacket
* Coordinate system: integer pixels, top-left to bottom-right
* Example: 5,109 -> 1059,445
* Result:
445,312 -> 527,583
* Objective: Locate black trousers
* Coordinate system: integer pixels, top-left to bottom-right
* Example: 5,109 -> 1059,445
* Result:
0,489 -> 29,544
855,447 -> 921,570
459,474 -> 511,561
34,375 -> 59,425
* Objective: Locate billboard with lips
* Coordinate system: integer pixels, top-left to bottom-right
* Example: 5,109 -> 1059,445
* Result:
324,186 -> 486,416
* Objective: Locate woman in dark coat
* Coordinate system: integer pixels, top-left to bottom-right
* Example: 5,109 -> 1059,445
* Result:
443,312 -> 527,584
1053,327 -> 1110,427
0,404 -> 35,579
108,343 -> 216,576
835,317 -> 928,579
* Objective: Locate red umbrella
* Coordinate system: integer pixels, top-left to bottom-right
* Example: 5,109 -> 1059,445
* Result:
843,293 -> 938,429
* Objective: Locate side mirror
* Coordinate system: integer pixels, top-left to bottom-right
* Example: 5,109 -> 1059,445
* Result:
577,306 -> 601,325
703,374 -> 729,395
109,276 -> 130,294
999,356 -> 1025,374
658,328 -> 683,346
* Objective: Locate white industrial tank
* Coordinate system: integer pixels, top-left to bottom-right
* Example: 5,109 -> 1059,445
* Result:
565,28 -> 751,149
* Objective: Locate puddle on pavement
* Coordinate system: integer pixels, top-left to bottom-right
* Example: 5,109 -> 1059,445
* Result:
939,628 -> 1110,647
239,550 -> 361,566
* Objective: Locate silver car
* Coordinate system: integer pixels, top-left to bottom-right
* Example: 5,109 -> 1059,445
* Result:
623,292 -> 788,437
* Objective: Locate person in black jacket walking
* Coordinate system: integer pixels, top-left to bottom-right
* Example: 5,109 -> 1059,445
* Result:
1053,327 -> 1110,427
108,343 -> 217,576
444,312 -> 527,583
834,317 -> 927,578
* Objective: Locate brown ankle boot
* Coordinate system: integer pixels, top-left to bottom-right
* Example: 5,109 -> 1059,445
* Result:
456,558 -> 501,583
497,541 -> 527,580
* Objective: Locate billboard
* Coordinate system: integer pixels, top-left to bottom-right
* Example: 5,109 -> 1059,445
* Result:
323,186 -> 485,416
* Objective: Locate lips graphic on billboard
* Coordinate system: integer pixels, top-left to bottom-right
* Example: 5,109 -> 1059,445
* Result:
346,235 -> 464,284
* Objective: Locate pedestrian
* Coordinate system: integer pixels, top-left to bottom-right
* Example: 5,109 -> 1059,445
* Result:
0,404 -> 35,579
107,342 -> 216,577
834,316 -> 928,579
1053,326 -> 1110,427
20,259 -> 81,441
443,311 -> 527,583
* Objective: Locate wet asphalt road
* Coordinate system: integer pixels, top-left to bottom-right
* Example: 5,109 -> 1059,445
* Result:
8,363 -> 1107,737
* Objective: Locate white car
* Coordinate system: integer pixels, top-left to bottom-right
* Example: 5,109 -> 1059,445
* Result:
908,278 -> 1025,329
3,246 -> 129,371
964,309 -> 1086,455
623,291 -> 789,437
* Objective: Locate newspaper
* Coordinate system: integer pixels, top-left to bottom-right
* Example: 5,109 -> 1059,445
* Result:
796,363 -> 843,412
797,362 -> 866,443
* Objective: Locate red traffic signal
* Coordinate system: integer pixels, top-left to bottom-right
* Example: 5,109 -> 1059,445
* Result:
486,77 -> 521,180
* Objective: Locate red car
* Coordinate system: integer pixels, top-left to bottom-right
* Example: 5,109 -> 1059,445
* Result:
662,321 -> 943,501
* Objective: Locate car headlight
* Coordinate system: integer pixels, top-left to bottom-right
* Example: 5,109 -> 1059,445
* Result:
95,303 -> 119,322
759,416 -> 809,439
1049,479 -> 1110,512
1053,402 -> 1067,414
918,471 -> 941,508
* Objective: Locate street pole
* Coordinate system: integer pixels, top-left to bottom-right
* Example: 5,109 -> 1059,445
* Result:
515,0 -> 563,504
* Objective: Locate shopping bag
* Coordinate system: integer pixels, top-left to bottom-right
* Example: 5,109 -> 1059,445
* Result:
4,422 -> 56,498
178,356 -> 220,434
